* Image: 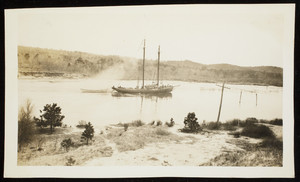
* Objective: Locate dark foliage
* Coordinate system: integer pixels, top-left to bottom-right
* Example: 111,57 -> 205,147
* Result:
61,138 -> 74,152
245,117 -> 258,125
269,119 -> 283,126
260,138 -> 283,150
18,100 -> 36,151
34,103 -> 65,133
181,112 -> 202,133
165,118 -> 175,127
241,124 -> 275,139
81,122 -> 95,145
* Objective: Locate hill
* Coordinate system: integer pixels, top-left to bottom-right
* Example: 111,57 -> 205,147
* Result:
18,46 -> 282,86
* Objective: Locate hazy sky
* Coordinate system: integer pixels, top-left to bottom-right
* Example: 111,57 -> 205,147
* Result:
18,5 -> 293,67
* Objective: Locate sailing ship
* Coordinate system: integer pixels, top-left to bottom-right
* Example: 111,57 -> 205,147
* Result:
112,40 -> 173,95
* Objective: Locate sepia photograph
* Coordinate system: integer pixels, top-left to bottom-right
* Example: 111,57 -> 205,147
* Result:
4,4 -> 295,178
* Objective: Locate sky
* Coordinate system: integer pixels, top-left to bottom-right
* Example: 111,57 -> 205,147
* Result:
17,4 -> 294,67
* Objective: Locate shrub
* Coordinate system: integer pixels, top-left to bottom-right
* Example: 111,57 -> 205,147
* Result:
18,100 -> 36,151
205,121 -> 220,130
222,122 -> 236,131
76,120 -> 87,128
81,122 -> 95,145
269,119 -> 283,126
65,156 -> 76,166
260,138 -> 283,150
155,128 -> 171,136
60,138 -> 74,152
181,112 -> 201,133
131,120 -> 144,127
245,117 -> 258,125
241,124 -> 275,138
165,118 -> 175,127
226,119 -> 241,126
124,123 -> 129,131
156,120 -> 162,126
149,121 -> 155,125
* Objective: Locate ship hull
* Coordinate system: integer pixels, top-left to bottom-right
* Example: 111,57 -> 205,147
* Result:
112,86 -> 173,94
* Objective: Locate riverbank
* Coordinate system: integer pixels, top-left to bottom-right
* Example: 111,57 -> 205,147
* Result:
18,120 -> 282,166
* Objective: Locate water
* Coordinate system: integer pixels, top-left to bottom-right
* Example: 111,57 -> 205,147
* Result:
18,79 -> 282,128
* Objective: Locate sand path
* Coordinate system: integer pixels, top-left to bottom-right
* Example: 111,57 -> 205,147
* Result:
84,126 -> 243,166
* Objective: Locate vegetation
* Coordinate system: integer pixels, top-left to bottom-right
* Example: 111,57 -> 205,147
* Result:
123,123 -> 129,131
18,46 -> 283,86
65,156 -> 76,166
200,138 -> 283,166
181,112 -> 202,133
156,120 -> 162,126
81,122 -> 95,145
241,124 -> 275,139
106,125 -> 182,152
260,118 -> 282,126
34,103 -> 65,133
130,120 -> 144,127
165,118 -> 175,127
18,100 -> 36,151
60,138 -> 74,152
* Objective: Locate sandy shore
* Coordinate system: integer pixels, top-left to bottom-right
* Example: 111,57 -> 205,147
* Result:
84,125 -> 249,166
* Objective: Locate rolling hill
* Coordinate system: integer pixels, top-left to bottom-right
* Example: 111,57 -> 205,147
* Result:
18,46 -> 283,86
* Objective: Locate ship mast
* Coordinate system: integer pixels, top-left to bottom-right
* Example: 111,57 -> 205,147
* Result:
142,39 -> 146,89
157,45 -> 160,86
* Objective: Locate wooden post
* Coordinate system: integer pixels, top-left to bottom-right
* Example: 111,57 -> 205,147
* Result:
256,93 -> 257,106
157,45 -> 160,86
239,90 -> 242,104
216,82 -> 225,123
142,39 -> 146,89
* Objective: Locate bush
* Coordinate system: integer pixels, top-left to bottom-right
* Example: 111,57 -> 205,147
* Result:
269,119 -> 283,126
131,120 -> 144,127
245,117 -> 258,125
156,120 -> 162,126
222,122 -> 237,131
61,138 -> 74,152
124,123 -> 129,131
76,120 -> 87,128
260,138 -> 282,150
205,121 -> 220,130
65,156 -> 76,166
81,122 -> 95,145
165,118 -> 175,127
18,100 -> 36,151
149,121 -> 155,125
181,112 -> 201,133
241,124 -> 275,138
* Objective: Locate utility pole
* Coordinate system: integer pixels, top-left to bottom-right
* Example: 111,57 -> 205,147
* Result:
216,82 -> 225,123
157,45 -> 160,86
239,90 -> 243,105
142,39 -> 145,89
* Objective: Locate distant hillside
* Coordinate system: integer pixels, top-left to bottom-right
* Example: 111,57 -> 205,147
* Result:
18,46 -> 283,86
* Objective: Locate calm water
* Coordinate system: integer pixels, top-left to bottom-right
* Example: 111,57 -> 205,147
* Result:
18,79 -> 282,128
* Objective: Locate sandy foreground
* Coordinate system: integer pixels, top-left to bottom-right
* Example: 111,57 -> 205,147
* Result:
84,125 -> 258,166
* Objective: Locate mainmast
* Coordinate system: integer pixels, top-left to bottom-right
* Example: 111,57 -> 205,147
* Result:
142,39 -> 146,89
157,45 -> 160,86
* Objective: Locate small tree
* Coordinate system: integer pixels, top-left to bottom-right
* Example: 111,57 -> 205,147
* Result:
34,103 -> 65,133
18,100 -> 35,151
81,122 -> 94,145
61,138 -> 74,152
182,112 -> 201,133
